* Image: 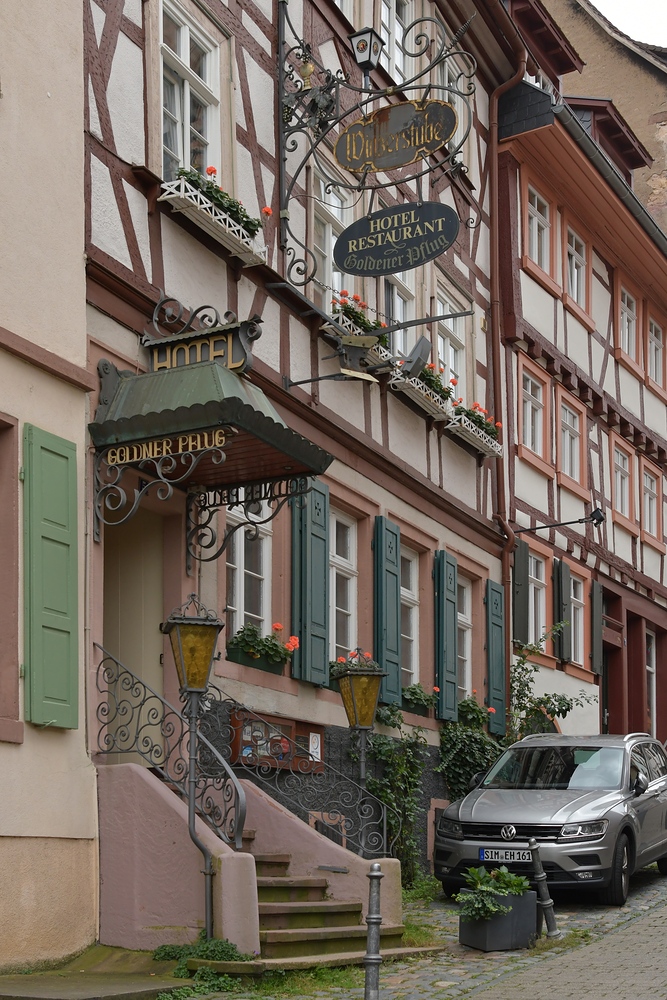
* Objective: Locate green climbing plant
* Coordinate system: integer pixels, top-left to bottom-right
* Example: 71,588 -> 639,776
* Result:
368,705 -> 430,887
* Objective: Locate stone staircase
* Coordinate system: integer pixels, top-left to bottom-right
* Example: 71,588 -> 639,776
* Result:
189,830 -> 434,974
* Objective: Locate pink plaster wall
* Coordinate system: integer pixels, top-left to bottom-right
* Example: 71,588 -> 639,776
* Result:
97,763 -> 259,953
241,780 -> 403,926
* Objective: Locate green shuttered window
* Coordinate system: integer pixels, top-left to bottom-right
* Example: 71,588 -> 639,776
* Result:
434,550 -> 458,721
291,481 -> 329,685
552,558 -> 572,662
486,579 -> 506,735
24,425 -> 79,729
513,538 -> 529,645
374,516 -> 402,705
591,579 -> 603,675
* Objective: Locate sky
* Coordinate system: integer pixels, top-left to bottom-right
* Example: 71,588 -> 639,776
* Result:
591,1 -> 667,46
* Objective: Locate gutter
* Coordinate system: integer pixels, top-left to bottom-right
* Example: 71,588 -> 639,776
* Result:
483,0 -> 526,729
553,103 -> 667,259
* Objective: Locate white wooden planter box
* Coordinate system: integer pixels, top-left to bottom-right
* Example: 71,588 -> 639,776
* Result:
446,412 -> 503,456
158,179 -> 267,266
389,374 -> 453,421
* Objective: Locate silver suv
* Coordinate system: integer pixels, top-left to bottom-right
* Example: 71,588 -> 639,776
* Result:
434,733 -> 667,905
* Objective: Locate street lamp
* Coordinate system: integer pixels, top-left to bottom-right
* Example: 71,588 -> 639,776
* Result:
335,649 -> 385,788
161,593 -> 224,939
348,27 -> 385,90
514,507 -> 605,534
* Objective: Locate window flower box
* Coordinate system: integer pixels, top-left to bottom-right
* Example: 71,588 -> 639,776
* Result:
389,373 -> 454,421
225,646 -> 285,675
158,178 -> 268,266
445,412 -> 503,457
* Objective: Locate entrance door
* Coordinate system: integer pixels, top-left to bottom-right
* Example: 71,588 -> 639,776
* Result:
103,508 -> 165,764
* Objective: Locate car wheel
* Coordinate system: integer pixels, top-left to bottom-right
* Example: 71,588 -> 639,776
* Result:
657,856 -> 667,876
441,880 -> 457,898
600,833 -> 630,906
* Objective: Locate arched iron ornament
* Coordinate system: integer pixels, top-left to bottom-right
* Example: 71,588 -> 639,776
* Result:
278,0 -> 478,286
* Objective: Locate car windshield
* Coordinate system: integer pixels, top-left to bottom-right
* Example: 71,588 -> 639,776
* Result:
482,746 -> 624,790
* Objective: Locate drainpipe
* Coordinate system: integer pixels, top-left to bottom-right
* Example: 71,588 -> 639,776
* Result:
485,0 -> 527,730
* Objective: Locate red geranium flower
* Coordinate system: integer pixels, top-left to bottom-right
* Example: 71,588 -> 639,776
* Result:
261,206 -> 273,216
206,165 -> 217,176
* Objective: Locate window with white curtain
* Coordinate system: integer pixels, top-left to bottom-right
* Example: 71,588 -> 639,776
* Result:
649,318 -> 664,386
620,288 -> 637,357
570,574 -> 585,666
313,177 -> 348,312
385,271 -> 414,356
436,290 -> 466,386
567,229 -> 586,307
380,0 -> 411,82
528,554 -> 546,645
561,402 -> 580,480
400,549 -> 419,688
161,2 -> 220,180
614,446 -> 631,518
527,188 -> 550,272
457,577 -> 472,701
522,373 -> 544,455
225,503 -> 272,635
329,510 -> 358,662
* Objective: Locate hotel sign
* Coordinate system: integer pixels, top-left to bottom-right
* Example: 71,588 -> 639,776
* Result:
334,101 -> 457,173
333,202 -> 459,276
105,429 -> 227,466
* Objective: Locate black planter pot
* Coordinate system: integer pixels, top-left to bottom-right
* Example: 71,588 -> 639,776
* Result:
458,890 -> 538,952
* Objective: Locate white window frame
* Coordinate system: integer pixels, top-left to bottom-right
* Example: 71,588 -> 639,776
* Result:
457,576 -> 472,701
647,629 -> 657,738
380,0 -> 411,82
643,468 -> 658,537
331,0 -> 353,22
567,228 -> 586,307
400,548 -> 419,689
614,446 -> 631,518
522,372 -> 544,455
225,503 -> 272,636
440,58 -> 465,152
570,574 -> 585,666
436,290 -> 466,387
329,510 -> 358,662
313,176 -> 348,311
620,288 -> 637,358
527,187 -> 550,272
161,0 -> 221,181
385,270 -> 414,356
649,318 -> 664,386
561,402 -> 580,480
524,69 -> 557,102
528,554 -> 546,646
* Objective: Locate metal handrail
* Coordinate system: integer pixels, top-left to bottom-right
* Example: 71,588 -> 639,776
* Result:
94,644 -> 246,849
201,683 -> 401,858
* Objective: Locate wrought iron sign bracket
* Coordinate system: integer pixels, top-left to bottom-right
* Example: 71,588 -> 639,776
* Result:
278,0 -> 478,286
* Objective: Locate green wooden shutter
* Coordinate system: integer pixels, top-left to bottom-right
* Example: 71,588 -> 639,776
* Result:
513,539 -> 529,644
291,482 -> 329,685
24,425 -> 79,728
553,559 -> 572,662
374,516 -> 401,705
486,579 -> 506,735
434,550 -> 458,721
591,579 -> 603,675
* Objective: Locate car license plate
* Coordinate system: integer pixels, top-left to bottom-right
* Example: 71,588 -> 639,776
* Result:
479,848 -> 532,862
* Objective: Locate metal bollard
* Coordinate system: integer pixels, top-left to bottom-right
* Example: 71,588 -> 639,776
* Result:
364,862 -> 384,1000
528,837 -> 562,939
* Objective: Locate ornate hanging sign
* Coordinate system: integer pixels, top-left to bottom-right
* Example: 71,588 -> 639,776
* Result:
333,202 -> 460,275
334,101 -> 457,173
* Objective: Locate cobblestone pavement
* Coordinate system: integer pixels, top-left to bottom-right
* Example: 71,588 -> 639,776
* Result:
257,865 -> 667,1000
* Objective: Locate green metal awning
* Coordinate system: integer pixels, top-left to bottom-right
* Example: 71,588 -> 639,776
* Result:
89,359 -> 333,489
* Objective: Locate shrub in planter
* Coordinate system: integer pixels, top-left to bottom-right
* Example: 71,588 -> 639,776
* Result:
455,866 -> 537,952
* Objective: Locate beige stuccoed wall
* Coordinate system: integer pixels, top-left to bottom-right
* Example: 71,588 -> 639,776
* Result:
0,0 -> 86,364
0,838 -> 97,972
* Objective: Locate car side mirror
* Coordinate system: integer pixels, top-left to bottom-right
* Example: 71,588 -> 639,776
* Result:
469,770 -> 486,791
634,773 -> 649,796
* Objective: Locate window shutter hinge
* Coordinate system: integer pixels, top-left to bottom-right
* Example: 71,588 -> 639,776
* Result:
19,664 -> 25,678
18,467 -> 25,481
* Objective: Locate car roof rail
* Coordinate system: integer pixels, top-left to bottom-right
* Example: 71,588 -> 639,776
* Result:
623,732 -> 651,740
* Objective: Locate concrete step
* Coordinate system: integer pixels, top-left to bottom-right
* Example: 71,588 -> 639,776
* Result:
252,853 -> 291,877
258,899 -> 363,930
258,923 -> 405,959
188,944 -> 441,976
256,876 -> 328,902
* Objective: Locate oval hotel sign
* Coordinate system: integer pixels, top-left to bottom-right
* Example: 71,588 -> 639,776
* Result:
334,100 -> 457,173
333,202 -> 460,276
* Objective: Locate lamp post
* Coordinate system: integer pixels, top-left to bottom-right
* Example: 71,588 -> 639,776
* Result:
348,27 -> 385,92
336,650 -> 385,789
161,593 -> 224,940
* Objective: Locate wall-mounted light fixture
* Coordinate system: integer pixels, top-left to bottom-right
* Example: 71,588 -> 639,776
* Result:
514,507 -> 606,534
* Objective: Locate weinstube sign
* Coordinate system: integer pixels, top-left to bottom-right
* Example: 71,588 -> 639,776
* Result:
334,100 -> 457,173
333,202 -> 460,276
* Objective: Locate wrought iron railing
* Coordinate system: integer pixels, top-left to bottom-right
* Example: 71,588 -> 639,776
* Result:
94,645 -> 246,849
201,684 -> 401,858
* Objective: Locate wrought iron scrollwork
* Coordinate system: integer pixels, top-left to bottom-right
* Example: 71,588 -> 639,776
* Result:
186,475 -> 311,564
95,645 -> 245,848
278,0 -> 478,284
200,685 -> 401,859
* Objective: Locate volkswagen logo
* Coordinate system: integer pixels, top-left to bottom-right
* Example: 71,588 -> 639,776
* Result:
500,825 -> 517,841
